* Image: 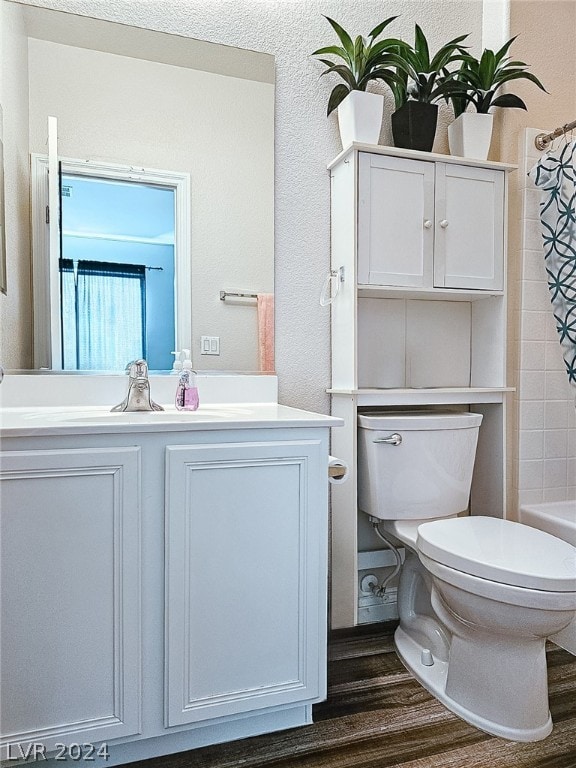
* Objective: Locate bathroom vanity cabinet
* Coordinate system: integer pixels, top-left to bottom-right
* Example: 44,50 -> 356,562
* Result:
328,143 -> 516,628
0,408 -> 335,765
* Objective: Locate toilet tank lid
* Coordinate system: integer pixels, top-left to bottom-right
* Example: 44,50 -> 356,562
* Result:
358,411 -> 483,431
417,517 -> 576,592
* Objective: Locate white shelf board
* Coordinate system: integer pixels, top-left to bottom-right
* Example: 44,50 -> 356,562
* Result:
357,284 -> 504,301
327,387 -> 515,406
328,142 -> 518,173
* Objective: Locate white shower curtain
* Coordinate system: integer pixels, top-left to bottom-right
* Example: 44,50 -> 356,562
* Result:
529,140 -> 576,397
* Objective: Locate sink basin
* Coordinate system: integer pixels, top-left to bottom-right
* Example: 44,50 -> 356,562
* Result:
5,405 -> 256,425
67,407 -> 253,423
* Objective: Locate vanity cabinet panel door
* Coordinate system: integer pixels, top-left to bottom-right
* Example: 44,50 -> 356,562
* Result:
165,438 -> 327,727
358,153 -> 435,288
0,447 -> 141,756
434,163 -> 504,291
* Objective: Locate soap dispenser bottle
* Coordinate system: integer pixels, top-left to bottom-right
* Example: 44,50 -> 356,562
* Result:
171,350 -> 183,375
175,359 -> 199,411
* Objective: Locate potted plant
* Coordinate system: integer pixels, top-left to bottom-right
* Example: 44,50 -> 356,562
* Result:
389,25 -> 468,152
312,16 -> 408,148
447,37 -> 547,160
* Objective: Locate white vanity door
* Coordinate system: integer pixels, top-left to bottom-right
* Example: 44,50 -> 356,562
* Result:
164,436 -> 327,727
357,153 -> 435,288
0,447 -> 141,757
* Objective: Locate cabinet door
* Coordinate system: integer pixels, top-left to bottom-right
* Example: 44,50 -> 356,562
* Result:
165,438 -> 327,727
0,448 -> 141,757
358,153 -> 434,287
434,163 -> 504,290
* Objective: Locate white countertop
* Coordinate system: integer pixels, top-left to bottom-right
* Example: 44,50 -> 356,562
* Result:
0,403 -> 343,438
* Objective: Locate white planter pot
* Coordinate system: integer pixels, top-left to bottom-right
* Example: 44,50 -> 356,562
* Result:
337,91 -> 384,149
448,112 -> 494,160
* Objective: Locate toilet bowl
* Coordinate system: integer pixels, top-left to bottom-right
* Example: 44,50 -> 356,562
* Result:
357,410 -> 576,742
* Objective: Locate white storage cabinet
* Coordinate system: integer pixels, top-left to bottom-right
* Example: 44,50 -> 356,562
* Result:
328,143 -> 516,629
357,152 -> 505,291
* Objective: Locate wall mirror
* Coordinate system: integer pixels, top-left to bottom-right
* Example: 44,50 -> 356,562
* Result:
1,0 -> 275,373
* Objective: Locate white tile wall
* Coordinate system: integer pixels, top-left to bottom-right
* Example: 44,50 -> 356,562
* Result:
516,128 -> 576,506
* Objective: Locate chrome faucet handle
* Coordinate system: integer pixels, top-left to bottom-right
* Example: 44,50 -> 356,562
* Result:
126,359 -> 148,379
111,359 -> 164,412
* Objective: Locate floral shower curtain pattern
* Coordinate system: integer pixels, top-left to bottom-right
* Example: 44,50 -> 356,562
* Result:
529,140 -> 576,394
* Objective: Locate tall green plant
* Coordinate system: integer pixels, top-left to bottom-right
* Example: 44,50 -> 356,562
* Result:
311,16 -> 408,116
389,24 -> 469,109
449,37 -> 547,117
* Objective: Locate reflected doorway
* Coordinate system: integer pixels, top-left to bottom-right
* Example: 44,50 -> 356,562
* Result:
60,175 -> 175,370
31,156 -> 191,371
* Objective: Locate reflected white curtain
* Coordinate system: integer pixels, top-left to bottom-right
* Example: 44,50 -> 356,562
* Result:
61,259 -> 146,370
529,141 -> 576,395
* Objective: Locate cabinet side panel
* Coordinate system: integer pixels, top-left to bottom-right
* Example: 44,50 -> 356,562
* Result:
329,396 -> 358,629
470,403 -> 505,518
331,155 -> 357,389
471,296 -> 506,387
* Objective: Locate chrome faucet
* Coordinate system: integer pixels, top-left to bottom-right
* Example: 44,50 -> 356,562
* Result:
111,359 -> 164,412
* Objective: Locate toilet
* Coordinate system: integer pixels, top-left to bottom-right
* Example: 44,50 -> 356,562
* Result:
357,410 -> 576,742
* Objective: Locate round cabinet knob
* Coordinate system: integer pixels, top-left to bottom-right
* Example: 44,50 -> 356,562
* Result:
439,219 -> 449,228
423,219 -> 432,229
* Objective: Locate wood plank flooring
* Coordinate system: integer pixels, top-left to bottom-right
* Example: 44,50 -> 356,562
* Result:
135,623 -> 576,768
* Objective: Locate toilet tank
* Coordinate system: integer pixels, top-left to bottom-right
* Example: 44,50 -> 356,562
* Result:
357,411 -> 483,520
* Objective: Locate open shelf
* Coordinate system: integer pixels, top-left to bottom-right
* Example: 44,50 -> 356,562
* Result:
357,284 -> 504,301
328,387 -> 515,406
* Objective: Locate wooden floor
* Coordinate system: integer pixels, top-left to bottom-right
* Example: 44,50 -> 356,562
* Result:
136,623 -> 576,768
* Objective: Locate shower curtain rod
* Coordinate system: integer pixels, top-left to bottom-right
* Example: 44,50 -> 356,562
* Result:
535,120 -> 576,150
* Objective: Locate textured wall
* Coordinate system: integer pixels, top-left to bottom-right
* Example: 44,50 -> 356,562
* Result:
5,0 -> 484,410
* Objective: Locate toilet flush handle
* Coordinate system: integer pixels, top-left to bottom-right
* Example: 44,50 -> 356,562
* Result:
373,433 -> 402,446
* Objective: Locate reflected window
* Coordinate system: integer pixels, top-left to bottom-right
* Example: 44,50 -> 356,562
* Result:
60,259 -> 146,370
59,172 -> 176,370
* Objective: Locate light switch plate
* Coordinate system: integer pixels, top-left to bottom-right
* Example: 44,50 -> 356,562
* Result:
201,336 -> 220,355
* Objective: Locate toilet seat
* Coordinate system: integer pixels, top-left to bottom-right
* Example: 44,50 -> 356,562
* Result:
419,551 -> 576,611
418,516 -> 576,592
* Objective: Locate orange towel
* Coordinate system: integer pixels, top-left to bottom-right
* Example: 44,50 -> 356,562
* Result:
257,293 -> 275,372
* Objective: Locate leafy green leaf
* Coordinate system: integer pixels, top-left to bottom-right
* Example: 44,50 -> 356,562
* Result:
327,83 -> 350,116
414,25 -> 430,70
493,35 -> 517,65
490,93 -> 527,110
311,45 -> 350,63
320,64 -> 357,90
368,16 -> 399,39
324,17 -> 354,59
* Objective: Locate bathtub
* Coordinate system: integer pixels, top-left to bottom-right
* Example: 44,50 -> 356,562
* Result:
520,500 -> 576,546
519,500 -> 576,656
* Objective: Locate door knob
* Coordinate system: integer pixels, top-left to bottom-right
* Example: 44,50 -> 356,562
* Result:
423,219 -> 432,229
439,219 -> 449,228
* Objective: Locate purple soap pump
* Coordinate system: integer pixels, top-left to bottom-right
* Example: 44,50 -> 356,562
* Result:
175,351 -> 199,411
